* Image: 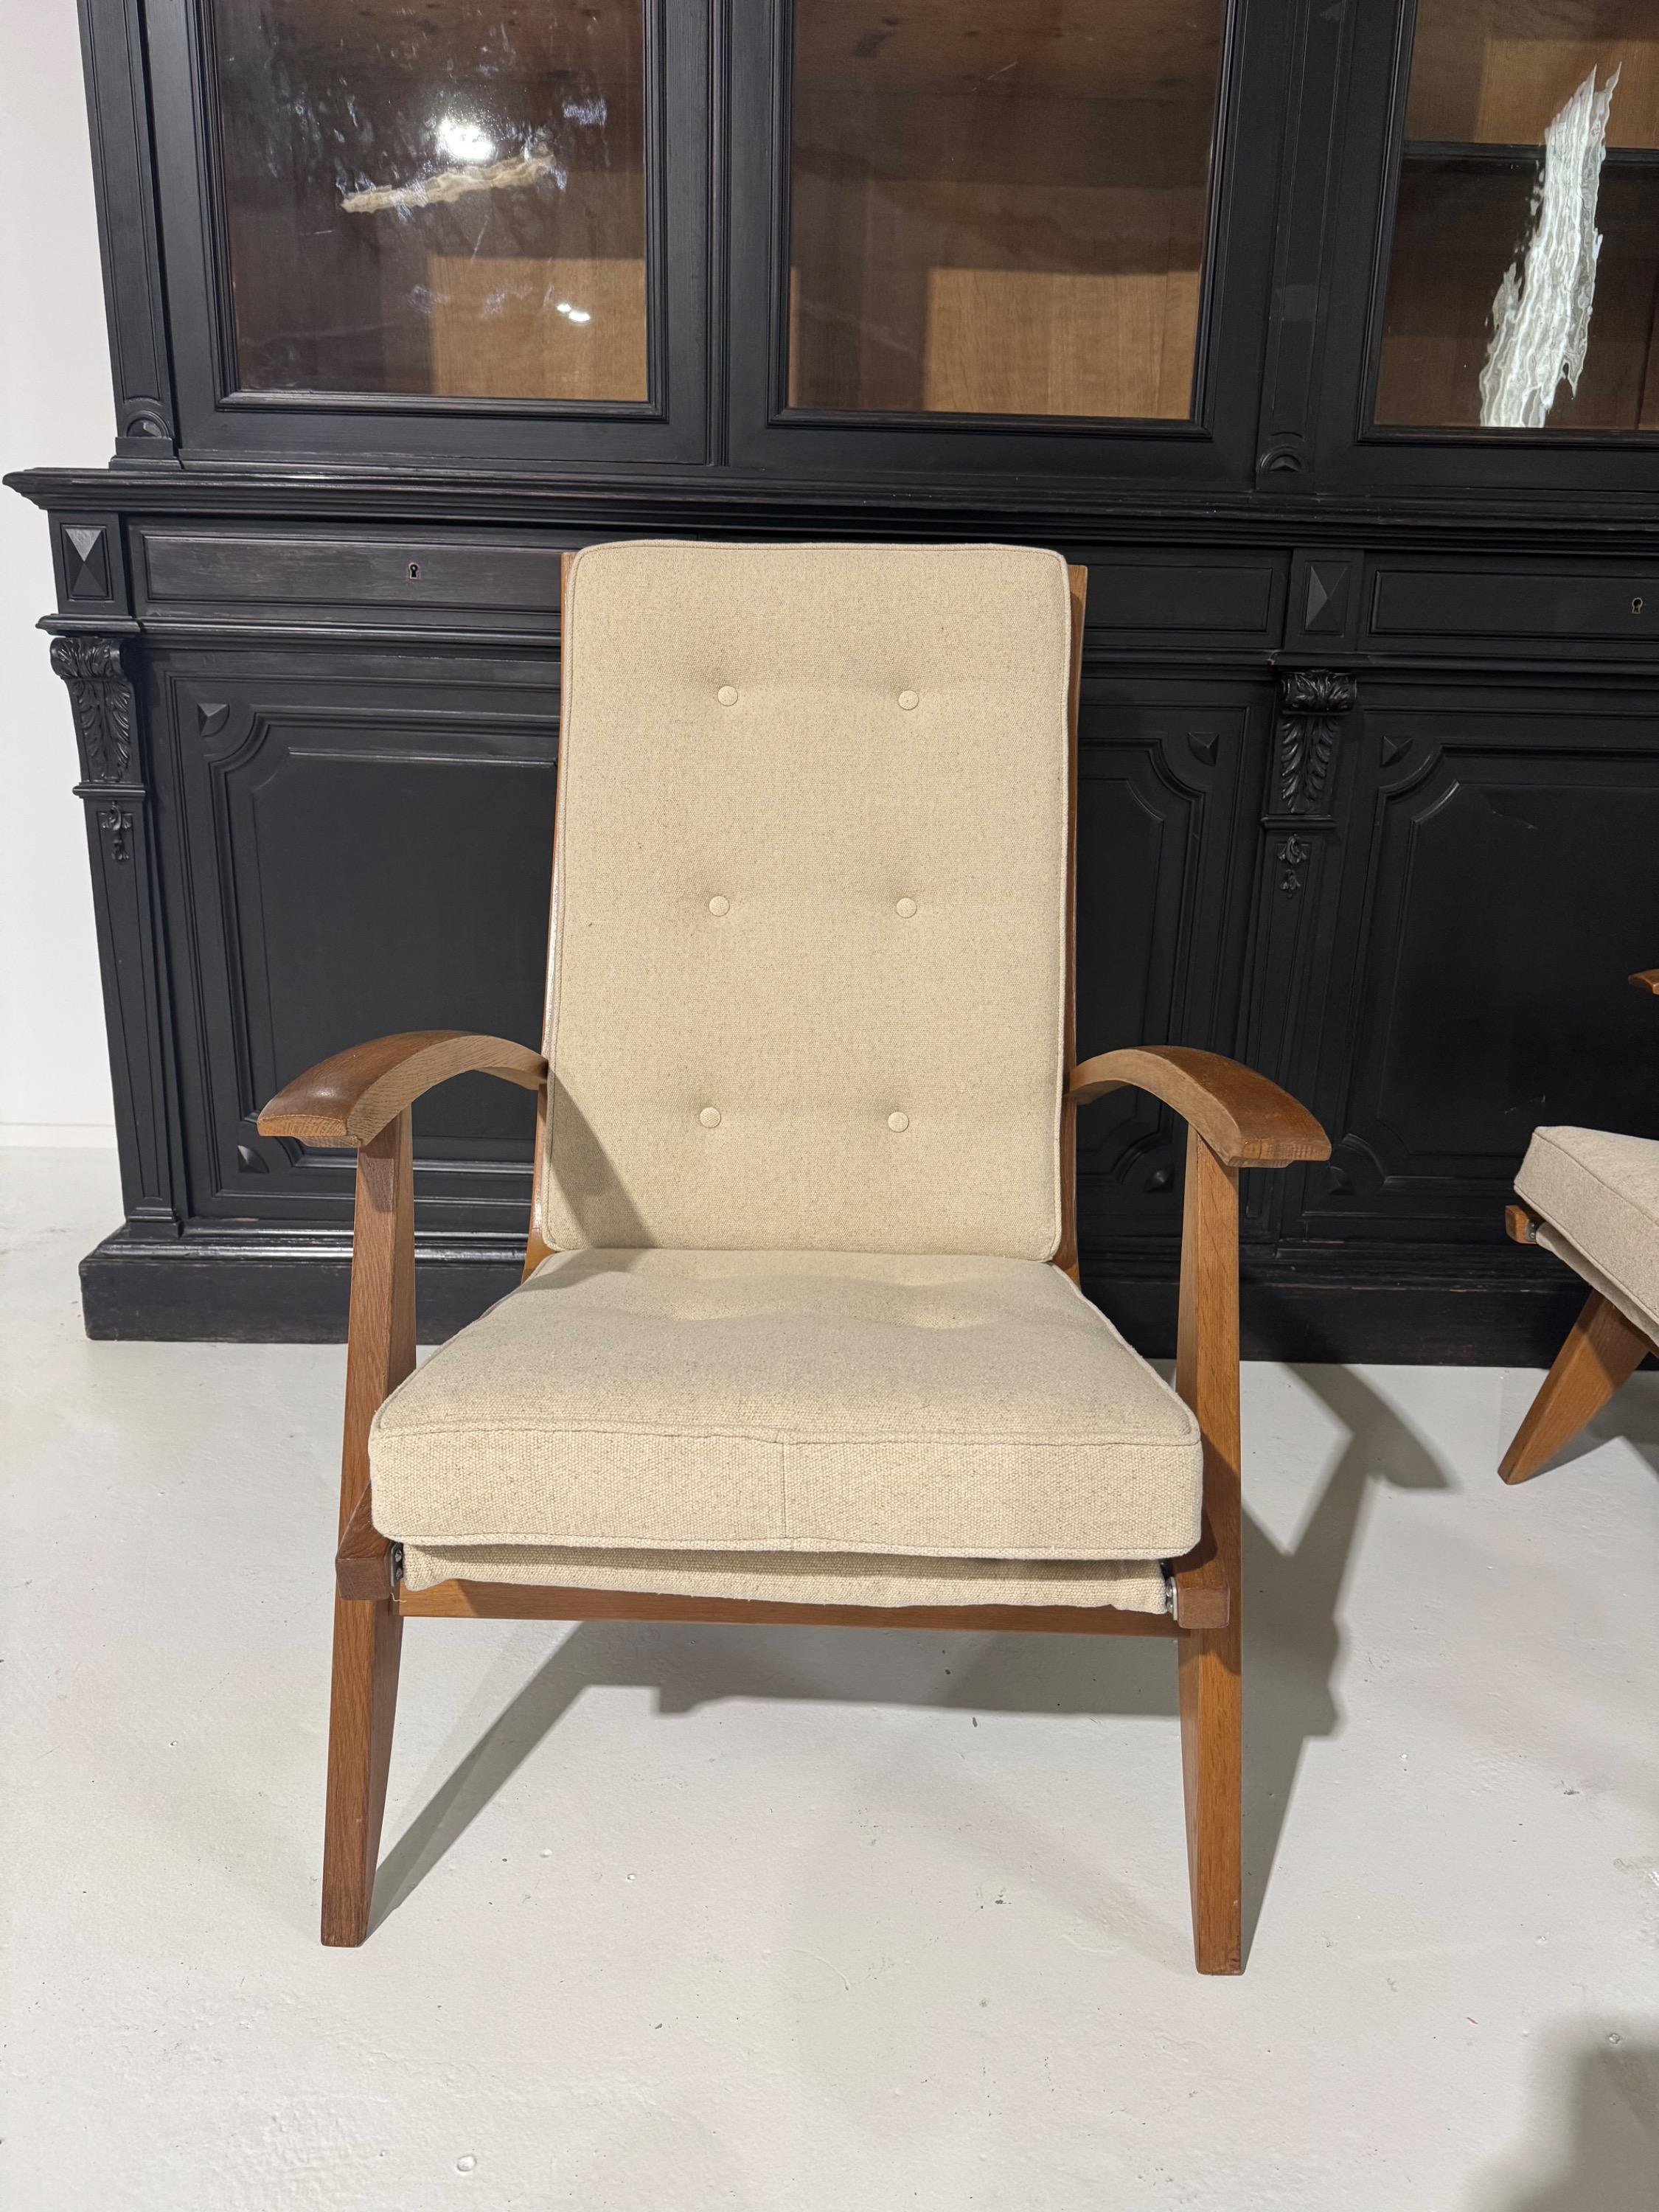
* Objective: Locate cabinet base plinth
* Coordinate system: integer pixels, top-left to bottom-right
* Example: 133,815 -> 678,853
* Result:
79,1228 -> 523,1345
78,1225 -> 1597,1364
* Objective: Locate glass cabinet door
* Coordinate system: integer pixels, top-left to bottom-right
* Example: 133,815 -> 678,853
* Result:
1376,3 -> 1659,435
212,0 -> 650,403
148,0 -> 709,462
785,0 -> 1227,422
728,0 -> 1285,482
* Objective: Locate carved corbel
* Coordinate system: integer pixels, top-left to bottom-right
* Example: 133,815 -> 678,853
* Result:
50,635 -> 137,788
49,630 -> 178,1227
1273,669 -> 1358,821
1265,669 -> 1359,902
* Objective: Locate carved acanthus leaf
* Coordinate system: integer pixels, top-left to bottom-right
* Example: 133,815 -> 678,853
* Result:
49,635 -> 135,785
1274,669 -> 1358,817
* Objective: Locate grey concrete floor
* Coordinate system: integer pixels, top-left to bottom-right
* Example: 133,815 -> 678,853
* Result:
4,1147 -> 1658,2211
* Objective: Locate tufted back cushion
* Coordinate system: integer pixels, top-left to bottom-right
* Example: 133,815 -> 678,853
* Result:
542,540 -> 1072,1259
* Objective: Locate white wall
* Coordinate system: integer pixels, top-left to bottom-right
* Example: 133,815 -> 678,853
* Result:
1,5 -> 120,1141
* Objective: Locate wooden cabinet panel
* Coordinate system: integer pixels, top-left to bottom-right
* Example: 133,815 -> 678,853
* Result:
1291,683 -> 1659,1248
149,648 -> 559,1231
1078,553 -> 1285,645
1072,676 -> 1267,1264
1367,560 -> 1659,653
135,525 -> 571,634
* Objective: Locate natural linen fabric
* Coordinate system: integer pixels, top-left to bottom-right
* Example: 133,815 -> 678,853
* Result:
1536,1225 -> 1659,1345
397,1542 -> 1171,1614
369,1250 -> 1203,1561
369,542 -> 1200,1600
543,539 -> 1071,1259
1517,1123 -> 1659,1335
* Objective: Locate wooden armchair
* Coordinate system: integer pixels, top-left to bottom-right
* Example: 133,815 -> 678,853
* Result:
260,543 -> 1327,1970
1498,968 -> 1659,1482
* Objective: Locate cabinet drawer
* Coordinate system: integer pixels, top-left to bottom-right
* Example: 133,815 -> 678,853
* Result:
1077,552 -> 1285,644
133,526 -> 568,635
1367,563 -> 1659,653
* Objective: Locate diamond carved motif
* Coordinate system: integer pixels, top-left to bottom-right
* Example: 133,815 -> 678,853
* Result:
63,525 -> 111,602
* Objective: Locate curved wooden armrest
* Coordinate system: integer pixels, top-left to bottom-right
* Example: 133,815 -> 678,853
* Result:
257,1030 -> 546,1147
1068,1046 -> 1329,1169
1630,970 -> 1659,997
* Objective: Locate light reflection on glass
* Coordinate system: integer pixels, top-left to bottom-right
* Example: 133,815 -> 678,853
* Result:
434,115 -> 497,165
1376,1 -> 1659,432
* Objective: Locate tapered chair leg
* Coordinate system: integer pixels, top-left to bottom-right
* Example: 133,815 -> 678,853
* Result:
1178,1617 -> 1242,1975
321,1593 -> 403,1947
1500,1289 -> 1652,1484
316,1113 -> 415,1947
1168,1126 -> 1246,1975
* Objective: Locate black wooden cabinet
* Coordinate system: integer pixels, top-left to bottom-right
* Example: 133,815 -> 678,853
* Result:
1301,675 -> 1659,1248
1074,674 -> 1271,1237
13,0 -> 1659,1356
150,644 -> 557,1227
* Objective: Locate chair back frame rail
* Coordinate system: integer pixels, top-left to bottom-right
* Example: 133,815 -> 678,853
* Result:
259,553 -> 1330,1969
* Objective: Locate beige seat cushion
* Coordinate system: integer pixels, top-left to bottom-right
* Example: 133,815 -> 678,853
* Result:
1515,1124 -> 1659,1337
545,540 -> 1072,1260
371,1249 -> 1202,1565
397,1544 -> 1171,1613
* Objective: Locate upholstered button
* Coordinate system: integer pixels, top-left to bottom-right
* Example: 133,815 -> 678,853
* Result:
708,895 -> 730,916
894,897 -> 917,918
898,689 -> 919,710
888,1111 -> 909,1132
716,685 -> 738,705
699,1107 -> 721,1128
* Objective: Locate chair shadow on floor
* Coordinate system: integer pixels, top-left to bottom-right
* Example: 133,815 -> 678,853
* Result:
1477,2034 -> 1659,2211
1535,1367 -> 1659,1482
371,1364 -> 1449,1957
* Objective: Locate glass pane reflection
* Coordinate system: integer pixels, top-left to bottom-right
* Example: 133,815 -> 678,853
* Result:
210,0 -> 648,402
1377,1 -> 1659,431
785,0 -> 1229,422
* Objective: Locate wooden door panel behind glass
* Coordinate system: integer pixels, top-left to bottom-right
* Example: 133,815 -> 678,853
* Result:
1377,1 -> 1659,432
209,0 -> 649,403
785,0 -> 1229,422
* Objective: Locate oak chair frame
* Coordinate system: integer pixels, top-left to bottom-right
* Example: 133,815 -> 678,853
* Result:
259,558 -> 1329,1969
1498,967 -> 1659,1484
